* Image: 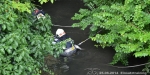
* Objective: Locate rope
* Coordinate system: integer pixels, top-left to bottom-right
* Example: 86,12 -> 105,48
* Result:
52,24 -> 92,28
52,24 -> 76,27
77,30 -> 102,45
78,38 -> 90,45
66,32 -> 88,35
52,24 -> 150,69
106,62 -> 150,68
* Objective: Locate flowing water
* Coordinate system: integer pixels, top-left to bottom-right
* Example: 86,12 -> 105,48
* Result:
39,0 -> 147,75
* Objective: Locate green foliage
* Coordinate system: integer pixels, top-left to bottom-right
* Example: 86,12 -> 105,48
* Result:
110,52 -> 129,66
38,0 -> 55,4
0,0 -> 62,75
12,1 -> 31,13
72,0 -> 150,72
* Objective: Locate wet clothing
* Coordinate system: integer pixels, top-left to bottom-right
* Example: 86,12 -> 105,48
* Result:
53,34 -> 76,57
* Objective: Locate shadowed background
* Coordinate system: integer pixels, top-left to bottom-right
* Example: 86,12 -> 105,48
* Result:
37,0 -> 147,75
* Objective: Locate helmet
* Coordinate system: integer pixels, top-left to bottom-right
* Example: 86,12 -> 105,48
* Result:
56,29 -> 66,37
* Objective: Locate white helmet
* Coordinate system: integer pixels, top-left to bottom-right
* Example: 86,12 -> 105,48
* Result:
56,29 -> 66,37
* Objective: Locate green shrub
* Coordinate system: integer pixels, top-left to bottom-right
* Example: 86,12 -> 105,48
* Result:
72,0 -> 150,73
0,0 -> 62,75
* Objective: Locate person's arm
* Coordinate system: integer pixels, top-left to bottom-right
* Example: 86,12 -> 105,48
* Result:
52,36 -> 61,44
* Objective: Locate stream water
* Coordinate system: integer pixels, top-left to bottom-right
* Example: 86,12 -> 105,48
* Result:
39,0 -> 147,75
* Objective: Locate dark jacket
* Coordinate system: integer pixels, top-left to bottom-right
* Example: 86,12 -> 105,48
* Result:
54,34 -> 73,49
32,9 -> 45,16
54,34 -> 77,57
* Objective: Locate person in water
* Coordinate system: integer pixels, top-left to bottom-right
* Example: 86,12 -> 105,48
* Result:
52,28 -> 78,70
33,8 -> 45,19
53,28 -> 76,57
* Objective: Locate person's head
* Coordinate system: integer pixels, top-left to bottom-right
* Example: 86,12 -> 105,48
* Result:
34,8 -> 39,13
56,28 -> 66,37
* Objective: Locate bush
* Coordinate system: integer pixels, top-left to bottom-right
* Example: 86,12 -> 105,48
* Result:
72,0 -> 150,73
0,0 -> 63,75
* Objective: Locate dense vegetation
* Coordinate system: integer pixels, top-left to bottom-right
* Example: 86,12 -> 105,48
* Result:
72,0 -> 150,72
2,0 -> 150,74
0,0 -> 65,75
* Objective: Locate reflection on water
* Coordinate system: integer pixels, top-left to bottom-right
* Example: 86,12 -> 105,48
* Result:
42,55 -> 79,75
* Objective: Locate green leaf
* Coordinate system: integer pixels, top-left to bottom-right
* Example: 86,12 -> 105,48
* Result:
18,68 -> 22,75
90,25 -> 97,31
2,24 -> 6,30
51,0 -> 54,3
12,41 -> 18,49
134,49 -> 150,57
28,67 -> 32,72
10,17 -> 15,22
7,49 -> 12,54
18,55 -> 23,62
31,41 -> 35,45
50,51 -> 53,55
19,65 -> 23,70
20,51 -> 25,57
42,44 -> 45,49
0,48 -> 5,54
34,51 -> 38,58
5,64 -> 13,70
9,38 -> 14,44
